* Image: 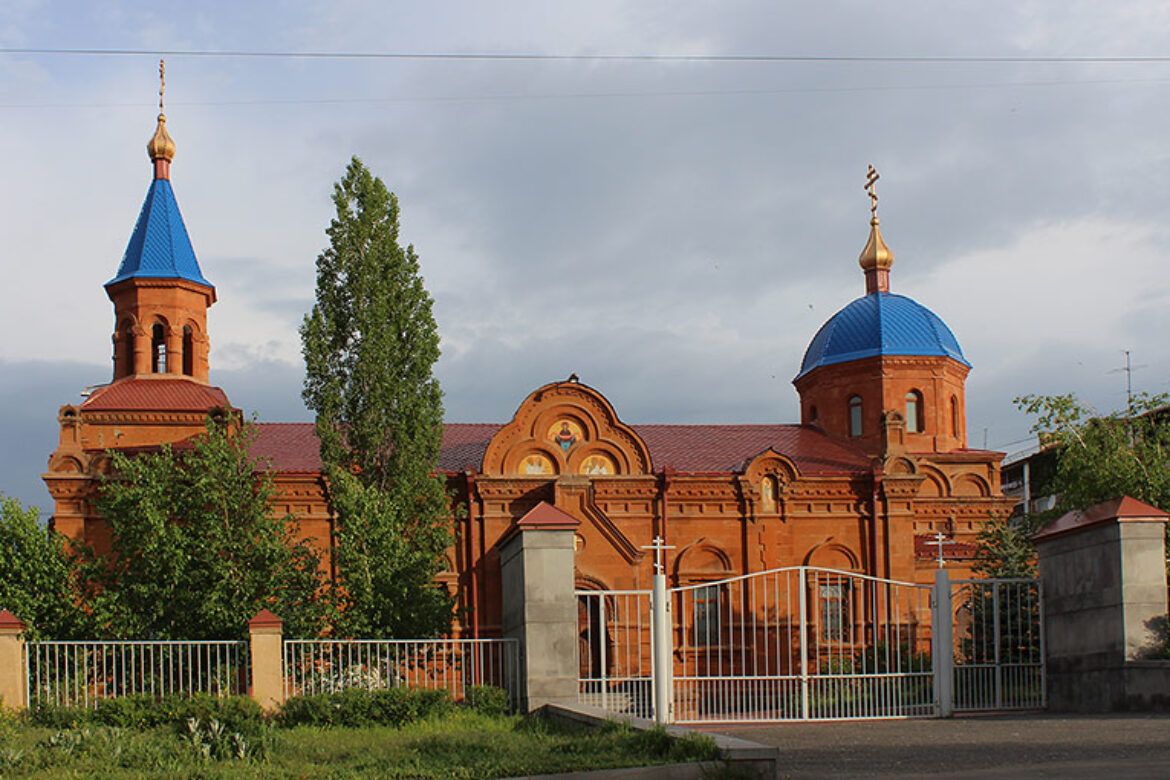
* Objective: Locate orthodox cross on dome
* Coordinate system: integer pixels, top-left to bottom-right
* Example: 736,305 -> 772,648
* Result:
865,164 -> 880,219
641,536 -> 676,575
858,163 -> 894,294
148,58 -> 176,179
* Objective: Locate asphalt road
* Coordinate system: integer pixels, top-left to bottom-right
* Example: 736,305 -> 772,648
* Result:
708,714 -> 1170,779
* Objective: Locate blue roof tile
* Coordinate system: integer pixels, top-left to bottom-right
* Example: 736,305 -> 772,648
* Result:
796,293 -> 968,379
106,179 -> 211,288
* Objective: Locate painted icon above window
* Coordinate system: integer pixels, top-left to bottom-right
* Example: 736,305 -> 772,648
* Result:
548,419 -> 584,451
522,453 -> 555,475
760,475 -> 778,512
580,453 -> 615,476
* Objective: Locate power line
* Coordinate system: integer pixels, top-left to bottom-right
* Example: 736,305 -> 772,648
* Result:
3,47 -> 1170,63
3,75 -> 1167,111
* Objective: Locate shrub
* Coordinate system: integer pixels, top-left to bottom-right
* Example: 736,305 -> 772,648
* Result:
276,687 -> 451,728
274,693 -> 335,728
464,685 -> 510,717
29,703 -> 87,730
173,694 -> 265,736
31,694 -> 263,735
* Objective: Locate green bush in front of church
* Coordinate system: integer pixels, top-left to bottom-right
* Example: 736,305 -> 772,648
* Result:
0,496 -> 90,639
88,417 -> 331,640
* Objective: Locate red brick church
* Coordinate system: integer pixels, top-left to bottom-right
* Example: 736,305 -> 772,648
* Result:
44,100 -> 1014,638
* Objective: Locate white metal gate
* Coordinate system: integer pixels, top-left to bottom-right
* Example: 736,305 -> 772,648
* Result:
576,589 -> 653,716
949,578 -> 1045,712
576,567 -> 1043,723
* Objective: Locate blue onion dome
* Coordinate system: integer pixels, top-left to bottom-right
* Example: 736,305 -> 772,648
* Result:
796,292 -> 968,380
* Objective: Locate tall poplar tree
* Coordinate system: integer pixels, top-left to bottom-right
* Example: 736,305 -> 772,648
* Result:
301,157 -> 452,638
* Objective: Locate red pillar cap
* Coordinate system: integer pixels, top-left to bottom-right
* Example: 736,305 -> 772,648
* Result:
0,609 -> 27,631
248,609 -> 283,629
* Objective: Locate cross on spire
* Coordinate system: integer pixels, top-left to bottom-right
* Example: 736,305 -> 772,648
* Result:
158,59 -> 166,113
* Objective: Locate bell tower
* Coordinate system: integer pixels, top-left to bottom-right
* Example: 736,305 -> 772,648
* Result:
105,60 -> 216,384
45,62 -> 231,551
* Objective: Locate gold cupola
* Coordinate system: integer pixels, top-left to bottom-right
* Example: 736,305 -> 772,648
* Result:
859,164 -> 894,294
147,60 -> 175,179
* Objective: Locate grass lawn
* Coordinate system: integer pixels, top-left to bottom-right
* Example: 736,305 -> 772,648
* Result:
0,709 -> 722,779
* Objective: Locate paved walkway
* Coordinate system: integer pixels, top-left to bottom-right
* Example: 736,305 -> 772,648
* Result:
708,714 -> 1170,779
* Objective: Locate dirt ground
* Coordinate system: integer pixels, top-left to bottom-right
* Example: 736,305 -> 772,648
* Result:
709,713 -> 1170,779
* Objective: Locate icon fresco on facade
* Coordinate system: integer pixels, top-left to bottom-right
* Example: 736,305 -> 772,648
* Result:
580,454 -> 615,475
522,453 -> 555,475
549,420 -> 583,451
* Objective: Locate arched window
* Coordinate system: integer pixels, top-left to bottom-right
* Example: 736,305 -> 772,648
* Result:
848,396 -> 863,437
809,405 -> 819,423
151,324 -> 166,373
818,575 -> 852,642
692,584 -> 723,647
182,326 -> 194,376
950,395 -> 960,437
119,319 -> 135,376
905,389 -> 925,433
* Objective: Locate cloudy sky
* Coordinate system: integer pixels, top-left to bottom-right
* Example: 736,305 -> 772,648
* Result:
2,1 -> 1169,513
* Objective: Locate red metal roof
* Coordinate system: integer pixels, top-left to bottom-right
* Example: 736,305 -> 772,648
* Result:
516,501 -> 580,530
82,378 -> 230,412
250,422 -> 869,476
634,424 -> 869,475
1032,496 -> 1168,543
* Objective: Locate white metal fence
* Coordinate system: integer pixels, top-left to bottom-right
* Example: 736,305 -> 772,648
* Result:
951,578 -> 1045,711
26,641 -> 248,708
283,638 -> 520,705
577,567 -> 1043,724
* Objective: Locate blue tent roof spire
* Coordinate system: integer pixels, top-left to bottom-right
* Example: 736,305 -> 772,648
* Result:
106,74 -> 212,291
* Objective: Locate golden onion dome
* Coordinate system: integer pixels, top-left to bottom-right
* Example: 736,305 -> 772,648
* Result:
859,217 -> 894,272
147,113 -> 176,162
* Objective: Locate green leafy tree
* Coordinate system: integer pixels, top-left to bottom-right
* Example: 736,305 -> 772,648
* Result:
301,156 -> 452,638
0,495 -> 91,639
978,391 -> 1170,577
1016,391 -> 1170,513
92,417 -> 330,640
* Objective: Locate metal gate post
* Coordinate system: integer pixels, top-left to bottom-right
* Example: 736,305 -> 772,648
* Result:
598,596 -> 608,712
798,567 -> 809,720
932,569 -> 954,717
992,583 -> 1002,710
651,569 -> 673,724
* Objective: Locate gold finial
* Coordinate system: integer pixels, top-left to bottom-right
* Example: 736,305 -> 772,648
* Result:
147,58 -> 176,175
859,164 -> 893,293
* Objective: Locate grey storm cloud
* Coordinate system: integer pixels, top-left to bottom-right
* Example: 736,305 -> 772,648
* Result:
2,1 -> 1169,509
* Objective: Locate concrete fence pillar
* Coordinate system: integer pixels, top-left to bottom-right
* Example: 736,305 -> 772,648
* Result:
1034,496 -> 1170,711
248,609 -> 284,712
500,500 -> 581,712
0,610 -> 27,712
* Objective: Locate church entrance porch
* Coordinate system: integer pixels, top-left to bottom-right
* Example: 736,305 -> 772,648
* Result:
576,568 -> 1044,723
